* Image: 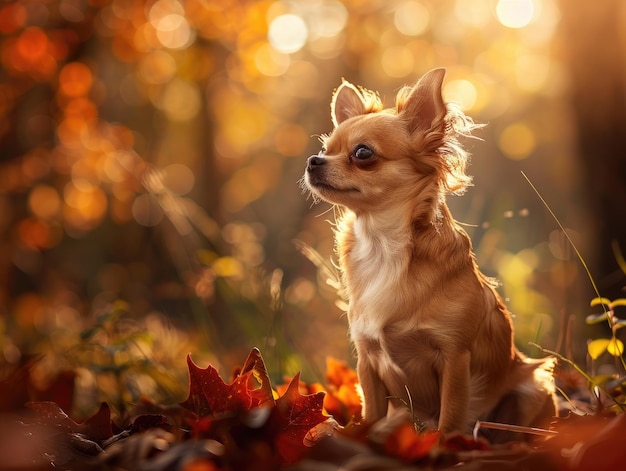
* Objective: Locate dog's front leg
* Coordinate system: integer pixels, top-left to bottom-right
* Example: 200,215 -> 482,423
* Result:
438,349 -> 471,435
357,356 -> 389,423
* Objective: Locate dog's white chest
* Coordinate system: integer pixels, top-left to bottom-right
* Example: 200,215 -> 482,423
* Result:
346,228 -> 408,340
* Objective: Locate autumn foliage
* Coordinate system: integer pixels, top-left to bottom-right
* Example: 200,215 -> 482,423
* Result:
181,348 -> 327,467
2,347 -> 626,470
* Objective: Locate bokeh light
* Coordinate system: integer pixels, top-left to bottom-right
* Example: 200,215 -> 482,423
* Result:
0,3 -> 27,35
381,45 -> 415,78
162,164 -> 195,195
254,43 -> 291,76
306,0 -> 348,40
59,62 -> 92,97
155,79 -> 201,121
498,122 -> 537,160
28,185 -> 61,220
268,14 -> 308,54
444,78 -> 478,111
496,0 -> 535,29
454,0 -> 491,28
138,51 -> 177,84
394,1 -> 430,36
149,0 -> 195,49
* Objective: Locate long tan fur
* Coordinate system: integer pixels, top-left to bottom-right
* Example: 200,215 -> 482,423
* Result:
303,68 -> 556,441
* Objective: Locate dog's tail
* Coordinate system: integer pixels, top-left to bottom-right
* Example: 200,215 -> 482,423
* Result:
514,356 -> 558,427
478,356 -> 557,443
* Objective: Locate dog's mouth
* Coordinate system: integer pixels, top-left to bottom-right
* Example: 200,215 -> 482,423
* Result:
307,175 -> 360,194
315,182 -> 359,193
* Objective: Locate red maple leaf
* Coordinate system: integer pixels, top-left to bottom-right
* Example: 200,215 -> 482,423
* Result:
181,347 -> 274,418
181,356 -> 253,417
267,372 -> 328,465
276,357 -> 362,426
181,349 -> 328,466
236,347 -> 274,409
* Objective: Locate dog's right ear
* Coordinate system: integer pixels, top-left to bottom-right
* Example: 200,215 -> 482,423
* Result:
331,80 -> 382,127
331,80 -> 367,127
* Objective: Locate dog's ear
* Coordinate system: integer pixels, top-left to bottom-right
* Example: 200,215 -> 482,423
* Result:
331,80 -> 371,127
397,68 -> 447,134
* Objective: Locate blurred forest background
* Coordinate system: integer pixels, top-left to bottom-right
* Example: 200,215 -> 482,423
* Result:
1,0 -> 625,416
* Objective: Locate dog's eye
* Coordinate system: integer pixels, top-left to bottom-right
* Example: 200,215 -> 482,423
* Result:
354,144 -> 374,160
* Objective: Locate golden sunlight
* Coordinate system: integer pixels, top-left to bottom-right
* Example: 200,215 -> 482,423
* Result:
496,0 -> 535,29
443,78 -> 478,111
268,14 -> 308,54
394,1 -> 430,36
498,122 -> 536,160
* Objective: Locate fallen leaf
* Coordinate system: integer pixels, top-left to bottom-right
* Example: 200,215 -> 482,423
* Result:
181,348 -> 274,418
237,347 -> 275,408
319,357 -> 362,425
181,355 -> 255,417
26,401 -> 113,441
442,433 -> 489,452
325,357 -> 359,389
268,372 -> 328,465
383,423 -> 440,463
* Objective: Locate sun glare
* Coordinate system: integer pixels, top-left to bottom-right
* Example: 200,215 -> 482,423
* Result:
268,14 -> 308,54
444,79 -> 478,111
496,0 -> 535,29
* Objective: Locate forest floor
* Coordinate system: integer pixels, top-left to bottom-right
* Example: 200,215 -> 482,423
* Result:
2,346 -> 626,471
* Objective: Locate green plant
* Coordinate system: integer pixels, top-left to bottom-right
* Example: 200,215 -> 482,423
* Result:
586,297 -> 626,369
68,302 -> 191,416
523,172 -> 626,413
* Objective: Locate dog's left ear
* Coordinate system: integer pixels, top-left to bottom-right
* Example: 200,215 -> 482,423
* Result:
397,68 -> 447,134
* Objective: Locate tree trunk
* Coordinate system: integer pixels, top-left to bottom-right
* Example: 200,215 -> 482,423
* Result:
560,1 -> 626,298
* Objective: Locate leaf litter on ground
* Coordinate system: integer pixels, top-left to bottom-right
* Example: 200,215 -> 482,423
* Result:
2,347 -> 626,470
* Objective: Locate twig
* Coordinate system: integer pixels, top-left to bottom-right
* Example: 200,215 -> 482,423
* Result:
473,420 -> 557,440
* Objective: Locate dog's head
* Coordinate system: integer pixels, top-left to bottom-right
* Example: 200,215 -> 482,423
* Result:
304,68 -> 477,213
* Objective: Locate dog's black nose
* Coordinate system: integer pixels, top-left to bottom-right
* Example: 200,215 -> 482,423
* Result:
306,155 -> 326,171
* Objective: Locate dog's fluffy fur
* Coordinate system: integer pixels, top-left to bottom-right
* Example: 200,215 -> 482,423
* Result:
303,68 -> 556,441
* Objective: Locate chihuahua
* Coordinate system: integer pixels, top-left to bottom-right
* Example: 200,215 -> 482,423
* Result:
303,68 -> 556,440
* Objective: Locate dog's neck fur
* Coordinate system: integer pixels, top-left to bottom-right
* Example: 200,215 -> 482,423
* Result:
347,178 -> 460,259
335,178 -> 468,330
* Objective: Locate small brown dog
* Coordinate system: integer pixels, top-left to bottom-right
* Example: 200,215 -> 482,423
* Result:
303,68 -> 556,441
